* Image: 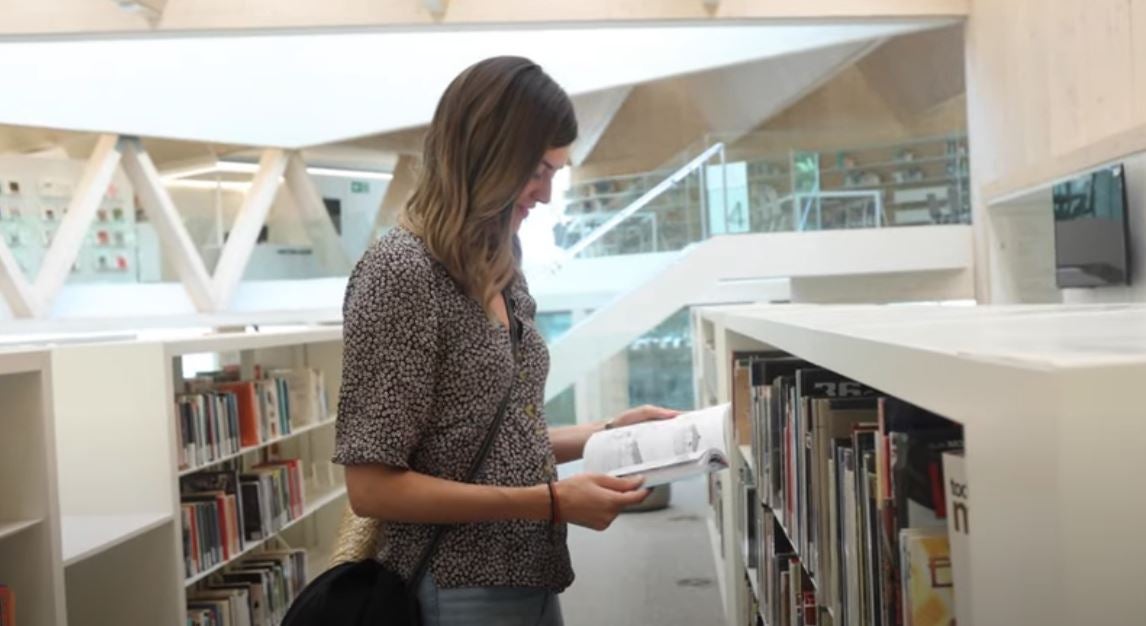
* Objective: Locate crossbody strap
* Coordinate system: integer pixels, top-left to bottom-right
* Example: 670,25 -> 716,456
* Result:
407,289 -> 521,590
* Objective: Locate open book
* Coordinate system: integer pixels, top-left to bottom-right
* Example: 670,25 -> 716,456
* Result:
582,403 -> 732,488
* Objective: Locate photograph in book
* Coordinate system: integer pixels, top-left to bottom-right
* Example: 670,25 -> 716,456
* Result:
583,403 -> 731,488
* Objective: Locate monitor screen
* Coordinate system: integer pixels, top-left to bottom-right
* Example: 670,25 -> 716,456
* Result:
1052,164 -> 1131,288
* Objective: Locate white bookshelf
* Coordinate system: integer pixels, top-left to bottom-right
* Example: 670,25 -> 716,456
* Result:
0,348 -> 66,626
695,302 -> 1146,626
183,484 -> 347,587
45,327 -> 347,626
177,416 -> 337,477
61,513 -> 172,566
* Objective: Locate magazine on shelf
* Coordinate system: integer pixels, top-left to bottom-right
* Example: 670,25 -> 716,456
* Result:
582,403 -> 732,488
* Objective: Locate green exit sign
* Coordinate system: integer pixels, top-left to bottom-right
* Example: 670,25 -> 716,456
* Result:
351,181 -> 370,194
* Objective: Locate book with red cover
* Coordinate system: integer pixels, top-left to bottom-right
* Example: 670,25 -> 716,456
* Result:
0,584 -> 13,626
216,381 -> 262,447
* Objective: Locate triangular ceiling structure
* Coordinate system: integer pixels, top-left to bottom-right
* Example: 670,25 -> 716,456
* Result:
0,21 -> 952,148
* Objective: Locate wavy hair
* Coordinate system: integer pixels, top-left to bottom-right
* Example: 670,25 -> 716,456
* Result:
401,56 -> 577,316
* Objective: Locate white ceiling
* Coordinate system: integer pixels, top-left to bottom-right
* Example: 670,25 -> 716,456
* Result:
0,20 -> 949,148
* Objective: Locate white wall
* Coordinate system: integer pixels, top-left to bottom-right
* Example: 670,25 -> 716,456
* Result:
966,0 -> 1146,300
986,195 -> 1061,304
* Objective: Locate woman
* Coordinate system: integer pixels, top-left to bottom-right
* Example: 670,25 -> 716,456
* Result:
334,56 -> 678,626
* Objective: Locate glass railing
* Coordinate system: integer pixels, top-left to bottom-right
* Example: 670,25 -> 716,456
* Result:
560,131 -> 971,259
556,144 -> 721,258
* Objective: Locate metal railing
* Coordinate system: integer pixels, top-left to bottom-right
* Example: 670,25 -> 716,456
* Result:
558,132 -> 970,260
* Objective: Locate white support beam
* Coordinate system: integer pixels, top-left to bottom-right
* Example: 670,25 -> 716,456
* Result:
0,235 -> 42,318
119,138 -> 216,312
211,149 -> 287,308
33,134 -> 123,312
283,152 -> 352,275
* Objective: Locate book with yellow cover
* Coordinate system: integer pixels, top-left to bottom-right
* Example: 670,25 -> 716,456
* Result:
900,527 -> 955,626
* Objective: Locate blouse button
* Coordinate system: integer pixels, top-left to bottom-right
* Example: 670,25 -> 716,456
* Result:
518,370 -> 528,382
524,403 -> 536,418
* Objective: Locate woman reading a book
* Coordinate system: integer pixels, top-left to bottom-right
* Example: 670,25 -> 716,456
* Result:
334,56 -> 678,626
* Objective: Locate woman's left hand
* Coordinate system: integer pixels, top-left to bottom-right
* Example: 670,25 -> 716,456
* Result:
607,404 -> 681,429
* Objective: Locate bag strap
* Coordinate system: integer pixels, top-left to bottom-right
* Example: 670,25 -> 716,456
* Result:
407,289 -> 521,590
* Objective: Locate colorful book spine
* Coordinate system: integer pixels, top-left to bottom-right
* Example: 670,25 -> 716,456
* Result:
0,584 -> 14,626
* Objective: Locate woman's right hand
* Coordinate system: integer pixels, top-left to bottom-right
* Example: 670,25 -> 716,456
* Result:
555,474 -> 650,531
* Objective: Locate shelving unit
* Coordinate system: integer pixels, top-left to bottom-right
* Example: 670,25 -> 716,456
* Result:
177,416 -> 337,477
184,484 -> 347,587
0,348 -> 66,626
61,513 -> 172,566
694,302 -> 1146,626
44,327 -> 347,626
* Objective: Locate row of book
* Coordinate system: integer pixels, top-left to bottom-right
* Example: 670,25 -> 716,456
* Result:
187,549 -> 308,626
729,351 -> 971,626
181,460 -> 306,580
0,584 -> 12,626
176,366 -> 329,471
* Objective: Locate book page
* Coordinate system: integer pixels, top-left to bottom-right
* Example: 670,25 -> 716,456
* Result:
583,403 -> 731,476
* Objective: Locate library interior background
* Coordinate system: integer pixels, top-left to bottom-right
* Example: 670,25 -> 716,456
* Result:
0,2 -> 1143,626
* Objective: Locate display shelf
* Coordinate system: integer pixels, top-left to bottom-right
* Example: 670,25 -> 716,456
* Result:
62,513 -> 171,566
819,154 -> 963,173
184,484 -> 347,587
0,347 -> 65,626
702,303 -> 1146,427
36,327 -> 347,626
832,175 -> 959,190
162,326 -> 342,356
697,302 -> 1146,626
0,518 -> 42,541
178,417 -> 337,477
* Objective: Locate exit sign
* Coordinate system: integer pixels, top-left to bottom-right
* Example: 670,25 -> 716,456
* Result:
351,181 -> 370,194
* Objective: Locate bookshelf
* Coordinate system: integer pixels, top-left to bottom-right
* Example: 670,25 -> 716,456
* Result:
0,348 -> 66,626
45,327 -> 347,626
61,513 -> 172,566
694,303 -> 1146,626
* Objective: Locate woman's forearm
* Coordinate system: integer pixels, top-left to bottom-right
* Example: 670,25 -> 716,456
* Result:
345,464 -> 551,523
549,420 -> 607,464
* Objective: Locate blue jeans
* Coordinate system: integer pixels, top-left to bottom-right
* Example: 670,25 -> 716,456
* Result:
416,573 -> 564,626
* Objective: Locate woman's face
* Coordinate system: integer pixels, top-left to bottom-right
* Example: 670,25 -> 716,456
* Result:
512,146 -> 569,233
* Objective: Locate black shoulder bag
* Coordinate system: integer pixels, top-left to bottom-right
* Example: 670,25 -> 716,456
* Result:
281,292 -> 522,626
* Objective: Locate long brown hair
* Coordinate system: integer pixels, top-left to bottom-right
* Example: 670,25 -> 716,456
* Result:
401,56 -> 577,315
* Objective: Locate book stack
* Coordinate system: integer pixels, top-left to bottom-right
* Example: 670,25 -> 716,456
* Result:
0,584 -> 12,626
175,390 -> 241,471
180,459 -> 305,579
187,549 -> 308,626
729,351 -> 967,626
175,367 -> 328,472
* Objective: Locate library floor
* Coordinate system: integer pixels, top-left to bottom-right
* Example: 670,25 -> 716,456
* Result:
561,475 -> 723,625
